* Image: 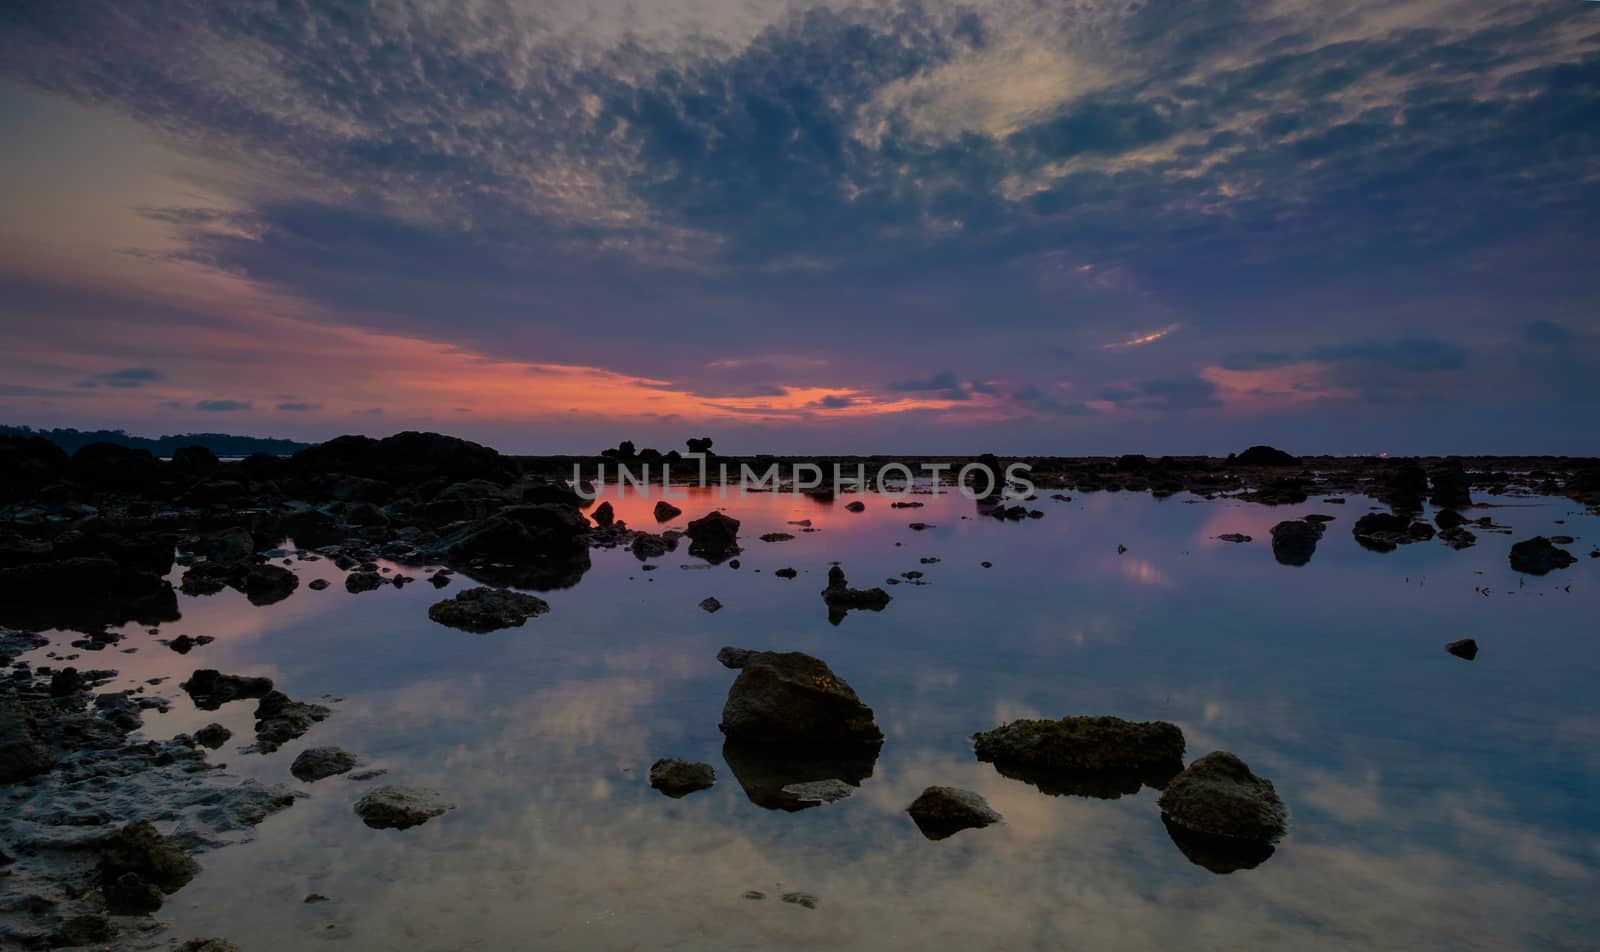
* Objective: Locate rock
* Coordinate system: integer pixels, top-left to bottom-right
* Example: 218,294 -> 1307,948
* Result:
1509,536 -> 1577,575
630,532 -> 671,560
1436,508 -> 1468,530
254,691 -> 330,752
291,745 -> 358,782
443,503 -> 591,588
167,634 -> 215,654
1158,752 -> 1286,873
699,596 -> 723,613
308,578 -> 331,590
759,532 -> 795,542
244,564 -> 299,606
0,556 -> 179,631
653,500 -> 682,522
685,511 -> 741,563
57,914 -> 117,945
820,565 -> 891,625
96,820 -> 201,913
0,694 -> 52,781
1231,445 -> 1297,466
194,723 -> 231,749
1269,519 -> 1324,566
179,940 -> 242,952
345,570 -> 386,593
181,670 -> 274,710
720,650 -> 882,748
844,500 -> 866,513
196,527 -> 256,563
780,778 -> 855,804
774,567 -> 797,579
648,758 -> 715,797
354,785 -> 454,829
590,500 -> 615,527
972,716 -> 1185,797
781,892 -> 819,909
1382,463 -> 1430,513
906,786 -> 1002,840
1216,533 -> 1252,543
1445,639 -> 1478,660
1429,459 -> 1472,510
1352,511 -> 1429,552
716,646 -> 756,669
1440,526 -> 1478,549
427,586 -> 549,632
293,431 -> 507,485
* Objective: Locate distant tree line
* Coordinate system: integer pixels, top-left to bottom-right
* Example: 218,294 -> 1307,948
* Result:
0,425 -> 312,458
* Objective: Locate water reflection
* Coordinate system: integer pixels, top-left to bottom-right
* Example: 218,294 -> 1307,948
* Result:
19,486 -> 1597,948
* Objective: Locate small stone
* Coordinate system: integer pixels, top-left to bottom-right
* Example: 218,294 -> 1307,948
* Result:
906,786 -> 1002,840
1445,639 -> 1478,660
354,786 -> 454,830
291,746 -> 358,782
700,596 -> 723,613
648,758 -> 715,797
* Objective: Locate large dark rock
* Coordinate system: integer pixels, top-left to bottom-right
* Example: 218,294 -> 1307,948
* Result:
0,693 -> 52,782
354,785 -> 454,829
170,445 -> 221,477
96,820 -> 200,913
648,758 -> 715,797
427,586 -> 549,632
291,746 -> 358,782
1509,536 -> 1577,575
181,670 -> 274,710
720,650 -> 883,747
1231,445 -> 1298,466
1269,519 -> 1324,566
244,564 -> 299,606
685,511 -> 741,563
0,434 -> 68,498
0,557 -> 179,631
972,716 -> 1185,798
292,431 -> 508,485
1429,459 -> 1472,510
69,442 -> 163,493
445,504 -> 591,589
820,565 -> 891,625
1158,751 -> 1286,873
906,786 -> 1003,840
1381,463 -> 1430,513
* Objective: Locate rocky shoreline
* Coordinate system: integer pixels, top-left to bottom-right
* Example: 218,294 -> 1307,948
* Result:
2,431 -> 1597,945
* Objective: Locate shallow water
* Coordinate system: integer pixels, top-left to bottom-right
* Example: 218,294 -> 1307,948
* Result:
27,488 -> 1600,950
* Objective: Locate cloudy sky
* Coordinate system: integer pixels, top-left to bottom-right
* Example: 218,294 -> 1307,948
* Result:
1,0 -> 1597,454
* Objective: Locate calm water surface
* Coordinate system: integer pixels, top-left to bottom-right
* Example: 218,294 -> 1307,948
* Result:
30,488 -> 1600,950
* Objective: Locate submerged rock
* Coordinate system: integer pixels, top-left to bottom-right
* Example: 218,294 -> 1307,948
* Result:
906,786 -> 1002,840
181,670 -> 274,711
291,746 -> 358,782
972,716 -> 1185,797
254,691 -> 330,752
685,511 -> 741,563
820,565 -> 892,625
427,586 -> 549,632
780,778 -> 855,804
96,820 -> 201,914
354,785 -> 454,829
1445,639 -> 1479,660
1269,519 -> 1324,566
1509,536 -> 1577,575
648,758 -> 716,797
699,596 -> 723,613
1158,751 -> 1286,873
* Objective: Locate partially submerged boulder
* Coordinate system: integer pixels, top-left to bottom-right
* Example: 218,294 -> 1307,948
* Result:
427,586 -> 549,632
96,820 -> 200,914
718,649 -> 883,810
1269,519 -> 1324,566
685,511 -> 741,563
1509,536 -> 1577,575
906,786 -> 1002,840
291,746 -> 358,782
820,565 -> 891,625
972,715 -> 1185,797
181,670 -> 273,711
648,758 -> 715,797
1157,751 -> 1285,873
653,500 -> 683,522
254,690 -> 330,752
354,785 -> 454,829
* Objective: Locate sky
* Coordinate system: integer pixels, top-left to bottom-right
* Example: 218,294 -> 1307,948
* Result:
1,0 -> 1597,455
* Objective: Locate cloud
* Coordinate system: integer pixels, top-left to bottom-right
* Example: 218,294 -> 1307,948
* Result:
79,367 -> 163,389
1098,375 -> 1223,413
194,399 -> 252,411
885,370 -> 971,400
276,402 -> 320,412
813,394 -> 854,409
